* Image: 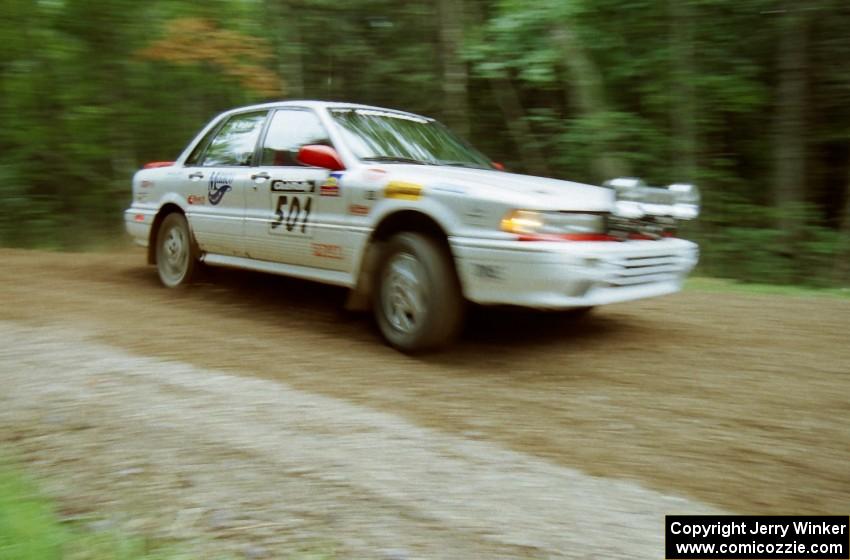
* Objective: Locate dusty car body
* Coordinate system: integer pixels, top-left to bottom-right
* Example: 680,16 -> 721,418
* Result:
125,101 -> 699,351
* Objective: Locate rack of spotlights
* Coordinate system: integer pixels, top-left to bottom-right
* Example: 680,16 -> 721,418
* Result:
604,177 -> 700,221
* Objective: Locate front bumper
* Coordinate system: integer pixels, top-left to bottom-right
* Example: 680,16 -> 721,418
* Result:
451,237 -> 698,309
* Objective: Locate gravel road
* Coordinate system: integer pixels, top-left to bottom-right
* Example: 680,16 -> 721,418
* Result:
1,322 -> 716,558
1,248 -> 848,558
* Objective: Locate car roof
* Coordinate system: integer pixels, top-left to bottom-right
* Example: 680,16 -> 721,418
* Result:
222,100 -> 433,121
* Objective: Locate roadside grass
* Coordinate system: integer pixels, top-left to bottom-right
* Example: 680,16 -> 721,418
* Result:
0,456 -> 338,560
686,276 -> 850,300
0,458 -> 189,560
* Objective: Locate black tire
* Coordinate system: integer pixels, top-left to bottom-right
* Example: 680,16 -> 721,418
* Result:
372,232 -> 465,353
155,213 -> 200,288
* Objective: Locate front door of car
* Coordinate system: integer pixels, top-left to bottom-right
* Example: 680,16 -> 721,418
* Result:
244,108 -> 351,271
182,110 -> 269,256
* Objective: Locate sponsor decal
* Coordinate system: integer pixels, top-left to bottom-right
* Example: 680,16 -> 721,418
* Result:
385,181 -> 423,201
140,180 -> 154,188
473,264 -> 503,281
319,176 -> 340,197
187,195 -> 206,205
271,180 -> 314,193
320,184 -> 340,196
134,192 -> 149,202
208,171 -> 233,205
349,204 -> 370,216
364,189 -> 378,201
311,243 -> 343,260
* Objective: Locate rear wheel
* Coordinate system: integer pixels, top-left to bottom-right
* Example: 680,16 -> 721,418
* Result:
373,233 -> 465,353
155,213 -> 200,288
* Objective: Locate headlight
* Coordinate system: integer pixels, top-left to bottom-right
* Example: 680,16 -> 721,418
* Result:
499,210 -> 544,234
500,210 -> 605,236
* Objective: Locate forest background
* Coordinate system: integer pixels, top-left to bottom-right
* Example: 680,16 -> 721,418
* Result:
2,0 -> 848,285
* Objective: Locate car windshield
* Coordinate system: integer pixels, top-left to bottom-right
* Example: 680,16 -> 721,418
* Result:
329,108 -> 493,169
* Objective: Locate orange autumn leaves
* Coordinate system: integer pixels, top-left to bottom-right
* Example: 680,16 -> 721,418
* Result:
138,18 -> 283,97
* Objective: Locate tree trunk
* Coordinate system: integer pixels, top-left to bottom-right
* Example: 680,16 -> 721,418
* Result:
466,0 -> 549,175
669,0 -> 697,182
551,26 -> 624,181
265,0 -> 303,97
772,4 -> 809,225
488,76 -> 551,176
437,0 -> 469,138
834,160 -> 850,283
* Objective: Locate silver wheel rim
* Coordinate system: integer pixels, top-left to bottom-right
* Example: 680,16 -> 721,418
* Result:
159,224 -> 189,286
381,252 -> 427,335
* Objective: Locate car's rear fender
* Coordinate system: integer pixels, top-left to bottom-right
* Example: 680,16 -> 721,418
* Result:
147,197 -> 190,264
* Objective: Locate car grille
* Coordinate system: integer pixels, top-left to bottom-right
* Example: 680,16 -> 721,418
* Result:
601,253 -> 684,286
606,215 -> 676,239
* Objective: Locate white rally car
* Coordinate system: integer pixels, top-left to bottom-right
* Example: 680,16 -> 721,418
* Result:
126,101 -> 699,352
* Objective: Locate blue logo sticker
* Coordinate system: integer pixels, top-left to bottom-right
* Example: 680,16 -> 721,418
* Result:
208,172 -> 233,205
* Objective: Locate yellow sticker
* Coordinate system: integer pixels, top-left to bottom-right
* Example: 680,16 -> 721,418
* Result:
385,181 -> 423,201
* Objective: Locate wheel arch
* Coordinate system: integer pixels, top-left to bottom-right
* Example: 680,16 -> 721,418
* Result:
346,209 -> 462,311
147,203 -> 185,265
371,209 -> 452,249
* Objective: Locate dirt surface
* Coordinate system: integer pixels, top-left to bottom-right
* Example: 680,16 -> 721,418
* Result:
0,322 -> 715,558
1,248 -> 849,554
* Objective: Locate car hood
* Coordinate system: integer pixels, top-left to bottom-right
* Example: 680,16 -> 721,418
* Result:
377,165 -> 615,211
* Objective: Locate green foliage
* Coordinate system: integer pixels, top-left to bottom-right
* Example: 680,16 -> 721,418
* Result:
0,0 -> 848,286
0,458 -> 188,560
0,459 -> 67,559
696,200 -> 847,286
0,455 -> 340,559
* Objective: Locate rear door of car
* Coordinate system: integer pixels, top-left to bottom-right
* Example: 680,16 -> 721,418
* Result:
244,107 -> 350,270
182,110 -> 269,256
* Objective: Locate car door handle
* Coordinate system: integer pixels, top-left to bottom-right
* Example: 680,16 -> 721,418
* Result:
188,171 -> 204,181
251,172 -> 270,182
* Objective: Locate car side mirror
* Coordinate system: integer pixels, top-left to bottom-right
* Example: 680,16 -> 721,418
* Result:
297,145 -> 345,171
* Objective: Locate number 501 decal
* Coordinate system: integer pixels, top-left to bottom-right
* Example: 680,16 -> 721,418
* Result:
271,195 -> 313,235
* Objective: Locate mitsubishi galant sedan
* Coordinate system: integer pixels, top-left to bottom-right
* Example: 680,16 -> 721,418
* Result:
126,101 -> 699,352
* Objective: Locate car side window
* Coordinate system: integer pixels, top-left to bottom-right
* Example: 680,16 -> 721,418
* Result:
198,111 -> 267,167
185,124 -> 219,166
261,109 -> 332,167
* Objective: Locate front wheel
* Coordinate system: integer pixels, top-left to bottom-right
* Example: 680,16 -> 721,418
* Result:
561,306 -> 594,319
373,233 -> 465,353
155,213 -> 200,288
